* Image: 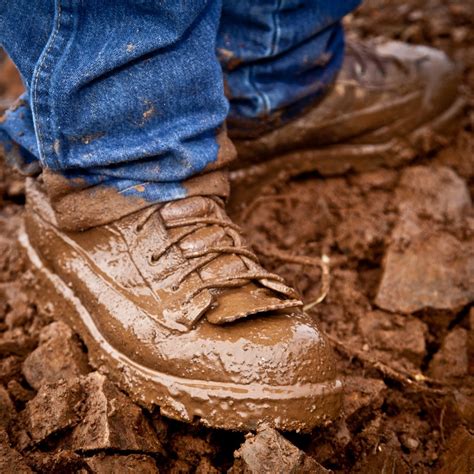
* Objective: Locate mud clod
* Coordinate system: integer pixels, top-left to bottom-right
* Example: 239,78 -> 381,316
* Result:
429,327 -> 469,380
26,378 -> 83,442
71,372 -> 164,454
0,429 -> 32,473
84,453 -> 160,473
0,384 -> 15,428
22,321 -> 90,390
353,447 -> 411,473
231,424 -> 329,473
376,166 -> 474,314
343,377 -> 387,425
358,311 -> 427,366
435,427 -> 474,473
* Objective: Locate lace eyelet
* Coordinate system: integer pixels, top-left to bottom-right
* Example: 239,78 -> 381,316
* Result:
148,253 -> 158,265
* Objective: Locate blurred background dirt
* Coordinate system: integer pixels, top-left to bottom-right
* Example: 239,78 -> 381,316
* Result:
0,0 -> 473,472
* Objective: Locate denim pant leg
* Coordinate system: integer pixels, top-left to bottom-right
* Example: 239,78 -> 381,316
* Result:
0,1 -> 232,212
218,0 -> 361,137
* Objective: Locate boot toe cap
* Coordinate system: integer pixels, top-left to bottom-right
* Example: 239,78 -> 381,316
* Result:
163,309 -> 338,387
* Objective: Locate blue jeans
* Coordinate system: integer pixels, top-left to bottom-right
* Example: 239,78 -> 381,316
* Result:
0,0 -> 360,225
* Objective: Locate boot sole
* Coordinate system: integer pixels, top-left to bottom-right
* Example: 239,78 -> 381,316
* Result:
19,227 -> 343,432
229,96 -> 466,213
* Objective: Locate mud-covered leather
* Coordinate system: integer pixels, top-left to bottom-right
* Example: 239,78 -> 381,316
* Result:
233,39 -> 460,164
24,179 -> 342,392
26,179 -> 301,333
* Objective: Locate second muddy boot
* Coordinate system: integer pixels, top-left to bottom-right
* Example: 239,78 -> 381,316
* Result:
20,174 -> 342,432
230,39 -> 464,205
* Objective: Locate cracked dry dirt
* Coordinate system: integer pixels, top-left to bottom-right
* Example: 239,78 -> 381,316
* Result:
0,0 -> 473,472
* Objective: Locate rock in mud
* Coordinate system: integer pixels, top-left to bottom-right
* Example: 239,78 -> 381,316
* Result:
358,311 -> 427,364
376,166 -> 474,314
169,433 -> 216,465
26,378 -> 83,442
376,229 -> 474,313
343,376 -> 387,423
71,372 -> 163,453
396,166 -> 471,223
0,384 -> 15,428
428,327 -> 469,380
0,428 -> 32,473
84,453 -> 159,473
0,327 -> 35,357
453,389 -> 474,426
196,457 -> 220,474
353,447 -> 410,473
24,450 -> 84,473
0,355 -> 22,383
7,379 -> 35,404
22,321 -> 89,390
2,283 -> 33,329
231,424 -> 329,473
435,427 -> 474,473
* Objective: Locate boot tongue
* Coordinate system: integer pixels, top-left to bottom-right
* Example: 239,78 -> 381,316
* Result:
206,284 -> 302,324
160,195 -> 214,221
161,196 -> 302,325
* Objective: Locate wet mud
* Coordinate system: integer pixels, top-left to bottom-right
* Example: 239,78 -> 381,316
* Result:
0,0 -> 473,471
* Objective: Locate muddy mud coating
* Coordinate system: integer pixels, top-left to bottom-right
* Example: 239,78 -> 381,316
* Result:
0,0 -> 473,471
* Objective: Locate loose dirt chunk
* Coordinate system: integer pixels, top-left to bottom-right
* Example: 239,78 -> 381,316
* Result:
0,429 -> 32,473
376,166 -> 474,314
358,311 -> 427,365
0,327 -> 35,357
376,228 -> 474,314
0,355 -> 22,383
169,433 -> 216,465
85,453 -> 159,474
343,376 -> 387,423
396,166 -> 471,223
71,372 -> 163,454
23,450 -> 85,473
26,378 -> 83,442
435,427 -> 474,473
22,321 -> 90,390
453,389 -> 474,426
429,327 -> 469,380
231,424 -> 329,473
353,447 -> 411,473
0,384 -> 15,428
196,456 -> 220,474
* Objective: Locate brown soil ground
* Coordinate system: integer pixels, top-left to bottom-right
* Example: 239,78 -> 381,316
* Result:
0,0 -> 473,472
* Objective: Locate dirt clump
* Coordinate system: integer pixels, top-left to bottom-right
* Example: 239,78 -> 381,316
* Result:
22,321 -> 90,390
231,424 -> 329,473
26,377 -> 84,443
376,166 -> 474,314
0,0 -> 473,471
84,453 -> 160,474
0,428 -> 32,474
435,427 -> 474,473
428,327 -> 470,380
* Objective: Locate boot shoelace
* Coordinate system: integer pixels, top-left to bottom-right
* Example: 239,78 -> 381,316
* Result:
139,206 -> 286,303
347,40 -> 411,79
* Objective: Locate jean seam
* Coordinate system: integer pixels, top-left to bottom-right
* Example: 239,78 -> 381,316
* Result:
31,0 -> 63,169
247,0 -> 284,116
270,0 -> 283,57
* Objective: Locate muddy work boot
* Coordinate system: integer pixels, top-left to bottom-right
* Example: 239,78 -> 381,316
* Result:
19,177 -> 342,431
230,39 -> 465,209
